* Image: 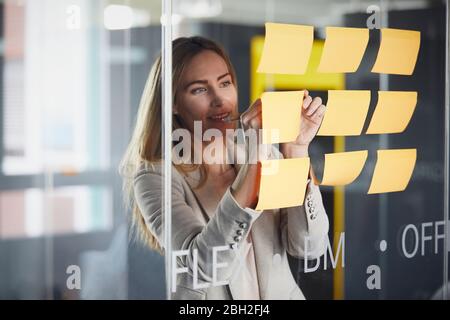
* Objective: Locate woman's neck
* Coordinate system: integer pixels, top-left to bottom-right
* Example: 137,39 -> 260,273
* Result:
205,163 -> 235,176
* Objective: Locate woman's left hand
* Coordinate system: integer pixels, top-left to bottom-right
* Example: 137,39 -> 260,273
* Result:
281,90 -> 326,158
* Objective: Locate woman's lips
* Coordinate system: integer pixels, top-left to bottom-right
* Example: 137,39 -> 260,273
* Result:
208,112 -> 231,122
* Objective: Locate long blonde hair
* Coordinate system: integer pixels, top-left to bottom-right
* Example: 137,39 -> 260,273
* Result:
119,37 -> 237,253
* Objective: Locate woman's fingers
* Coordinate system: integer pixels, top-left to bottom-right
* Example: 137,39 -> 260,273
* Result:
310,104 -> 326,121
247,109 -> 262,129
303,95 -> 312,110
305,97 -> 322,116
242,98 -> 262,127
242,109 -> 262,129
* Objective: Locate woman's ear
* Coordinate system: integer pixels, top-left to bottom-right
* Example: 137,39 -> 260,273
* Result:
173,104 -> 179,115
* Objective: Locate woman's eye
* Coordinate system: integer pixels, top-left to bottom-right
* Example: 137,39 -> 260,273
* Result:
191,87 -> 206,94
220,80 -> 232,88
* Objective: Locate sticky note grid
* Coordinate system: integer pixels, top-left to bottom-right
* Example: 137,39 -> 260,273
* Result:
253,22 -> 420,210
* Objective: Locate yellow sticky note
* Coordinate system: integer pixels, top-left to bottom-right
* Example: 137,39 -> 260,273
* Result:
317,90 -> 371,136
366,91 -> 418,134
257,23 -> 314,75
318,27 -> 369,73
256,158 -> 310,210
372,28 -> 421,75
261,91 -> 304,144
368,149 -> 417,194
314,150 -> 368,186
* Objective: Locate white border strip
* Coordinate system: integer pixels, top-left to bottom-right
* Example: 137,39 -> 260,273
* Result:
162,0 -> 173,300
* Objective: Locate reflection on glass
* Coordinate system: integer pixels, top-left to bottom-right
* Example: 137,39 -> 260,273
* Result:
2,0 -> 109,175
0,0 -> 447,301
0,186 -> 112,239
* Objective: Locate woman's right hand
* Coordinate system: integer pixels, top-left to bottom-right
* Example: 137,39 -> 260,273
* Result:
230,99 -> 264,210
241,98 -> 262,131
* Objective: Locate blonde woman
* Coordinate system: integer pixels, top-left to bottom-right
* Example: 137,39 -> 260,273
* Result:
121,36 -> 329,300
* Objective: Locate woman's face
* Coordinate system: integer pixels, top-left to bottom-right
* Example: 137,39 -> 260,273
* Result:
175,50 -> 238,136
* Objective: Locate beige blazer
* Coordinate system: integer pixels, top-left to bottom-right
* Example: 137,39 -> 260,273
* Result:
133,147 -> 329,300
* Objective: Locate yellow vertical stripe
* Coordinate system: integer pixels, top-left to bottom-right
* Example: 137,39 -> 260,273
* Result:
333,136 -> 345,300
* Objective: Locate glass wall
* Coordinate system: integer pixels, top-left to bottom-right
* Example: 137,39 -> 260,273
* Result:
0,0 -> 164,299
163,0 -> 449,300
0,0 -> 448,300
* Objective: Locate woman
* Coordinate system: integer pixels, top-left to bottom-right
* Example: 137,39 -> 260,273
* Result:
120,36 -> 329,300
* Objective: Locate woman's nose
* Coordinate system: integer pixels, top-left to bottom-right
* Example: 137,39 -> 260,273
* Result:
210,88 -> 224,108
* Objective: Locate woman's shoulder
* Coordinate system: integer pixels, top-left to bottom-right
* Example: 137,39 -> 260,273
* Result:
132,162 -> 161,182
134,161 -> 162,176
133,161 -> 196,200
133,161 -> 188,183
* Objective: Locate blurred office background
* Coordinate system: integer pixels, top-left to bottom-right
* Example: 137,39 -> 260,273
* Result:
0,0 -> 448,299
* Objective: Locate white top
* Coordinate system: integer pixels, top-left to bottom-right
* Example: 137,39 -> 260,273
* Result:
231,231 -> 260,300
